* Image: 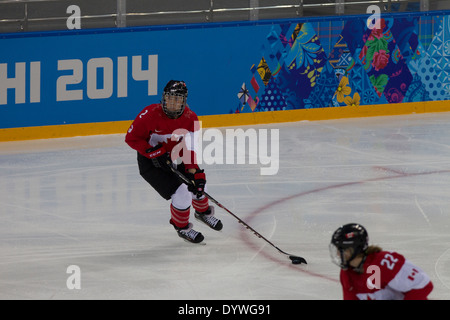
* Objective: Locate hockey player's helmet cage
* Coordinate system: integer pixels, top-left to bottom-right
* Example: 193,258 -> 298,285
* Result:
329,223 -> 369,269
162,80 -> 188,119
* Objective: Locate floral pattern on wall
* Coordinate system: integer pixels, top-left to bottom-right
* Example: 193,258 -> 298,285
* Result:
236,12 -> 450,113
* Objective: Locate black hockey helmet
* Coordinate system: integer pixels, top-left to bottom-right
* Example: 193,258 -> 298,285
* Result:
161,80 -> 188,119
329,223 -> 369,269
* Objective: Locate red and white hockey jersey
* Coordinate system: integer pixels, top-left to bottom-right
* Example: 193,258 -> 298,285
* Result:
340,251 -> 433,300
125,103 -> 201,171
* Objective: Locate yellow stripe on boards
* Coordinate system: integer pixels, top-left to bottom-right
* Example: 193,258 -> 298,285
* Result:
1,100 -> 449,142
0,121 -> 132,142
198,100 -> 450,127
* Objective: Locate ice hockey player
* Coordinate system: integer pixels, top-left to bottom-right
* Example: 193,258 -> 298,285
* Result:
329,223 -> 433,300
125,80 -> 222,244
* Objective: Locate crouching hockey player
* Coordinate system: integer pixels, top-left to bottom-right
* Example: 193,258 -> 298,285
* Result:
330,223 -> 433,300
125,80 -> 222,244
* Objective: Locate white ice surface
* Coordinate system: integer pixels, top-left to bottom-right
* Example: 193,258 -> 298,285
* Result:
1,112 -> 450,300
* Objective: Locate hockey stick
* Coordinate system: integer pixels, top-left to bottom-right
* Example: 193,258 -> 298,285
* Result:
168,164 -> 307,265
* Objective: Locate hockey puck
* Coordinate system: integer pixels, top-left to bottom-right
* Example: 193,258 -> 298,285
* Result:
289,255 -> 307,265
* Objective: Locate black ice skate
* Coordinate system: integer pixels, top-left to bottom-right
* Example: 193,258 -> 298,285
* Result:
171,221 -> 204,244
195,206 -> 223,231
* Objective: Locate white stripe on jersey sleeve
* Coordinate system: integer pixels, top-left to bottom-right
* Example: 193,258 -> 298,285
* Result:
387,259 -> 430,293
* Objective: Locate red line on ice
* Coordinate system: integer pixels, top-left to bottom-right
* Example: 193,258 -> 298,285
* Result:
239,167 -> 450,282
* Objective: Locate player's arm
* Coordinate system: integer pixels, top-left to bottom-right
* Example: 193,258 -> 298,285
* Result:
402,282 -> 433,300
126,121 -> 172,172
387,259 -> 433,300
125,108 -> 153,156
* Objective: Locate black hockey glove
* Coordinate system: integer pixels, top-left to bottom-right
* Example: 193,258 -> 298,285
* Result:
145,144 -> 171,170
186,169 -> 206,199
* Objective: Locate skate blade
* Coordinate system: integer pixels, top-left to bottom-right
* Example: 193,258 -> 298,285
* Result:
182,238 -> 206,245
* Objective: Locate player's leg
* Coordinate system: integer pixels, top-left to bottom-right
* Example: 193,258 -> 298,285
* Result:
137,153 -> 203,243
192,187 -> 223,231
170,183 -> 204,243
